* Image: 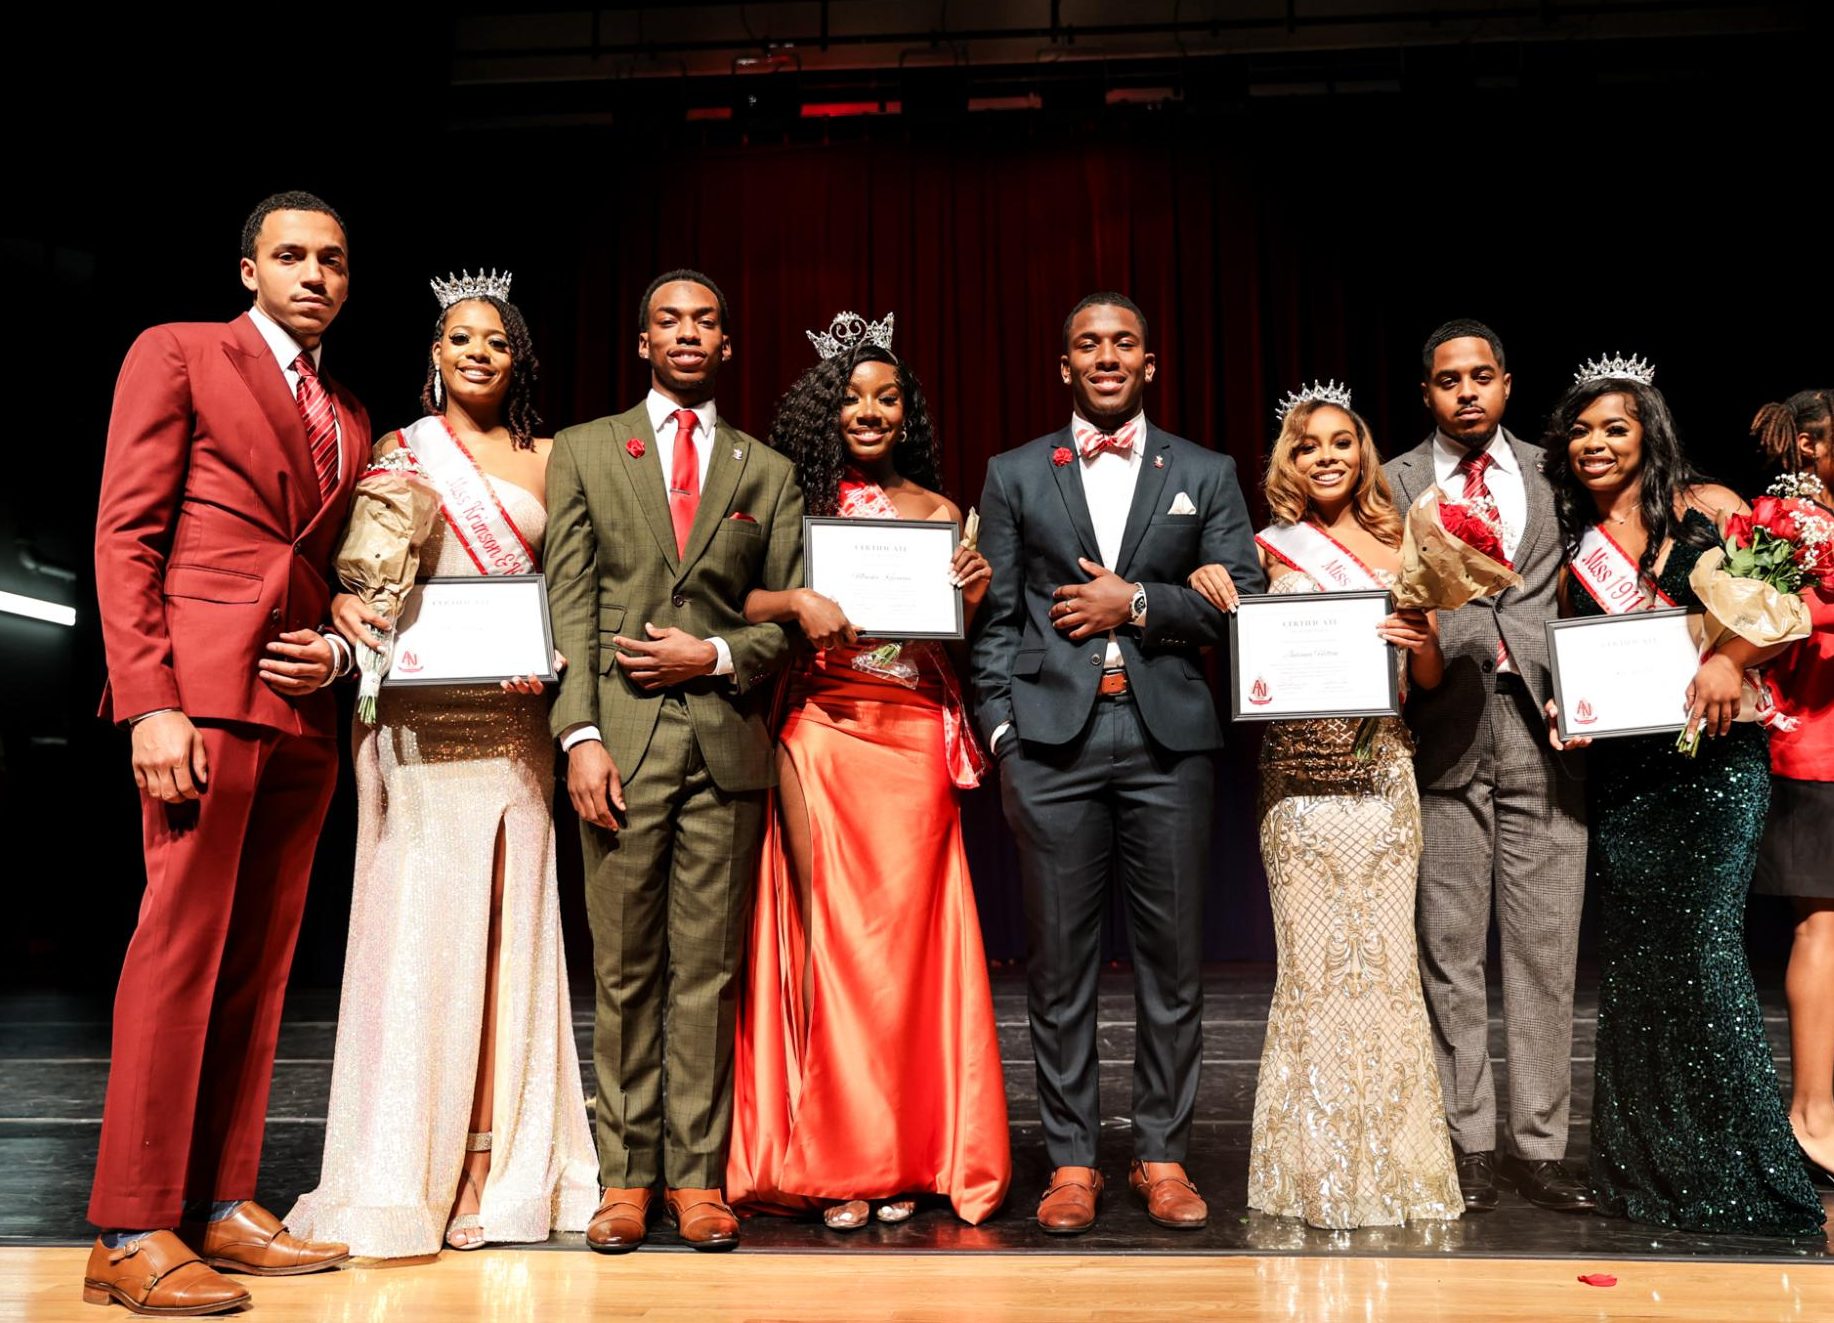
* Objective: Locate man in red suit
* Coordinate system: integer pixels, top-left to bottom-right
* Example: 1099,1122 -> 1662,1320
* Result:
83,192 -> 368,1316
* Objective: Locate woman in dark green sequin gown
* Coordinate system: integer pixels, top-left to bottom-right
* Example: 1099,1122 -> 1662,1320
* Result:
1546,369 -> 1824,1237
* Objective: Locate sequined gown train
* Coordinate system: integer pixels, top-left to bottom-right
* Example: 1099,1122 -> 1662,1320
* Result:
1248,570 -> 1461,1228
1577,511 -> 1822,1236
287,471 -> 598,1256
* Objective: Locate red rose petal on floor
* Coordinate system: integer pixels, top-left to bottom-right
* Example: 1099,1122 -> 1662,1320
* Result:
1577,1273 -> 1618,1287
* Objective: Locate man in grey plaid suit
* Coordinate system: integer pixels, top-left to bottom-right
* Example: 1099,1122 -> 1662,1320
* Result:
547,270 -> 804,1251
1384,320 -> 1593,1214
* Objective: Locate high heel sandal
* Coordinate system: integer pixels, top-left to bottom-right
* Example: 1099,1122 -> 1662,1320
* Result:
822,1200 -> 871,1231
445,1131 -> 491,1251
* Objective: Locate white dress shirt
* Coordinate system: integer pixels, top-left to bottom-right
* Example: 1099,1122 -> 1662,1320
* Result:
247,304 -> 341,476
557,390 -> 735,754
990,412 -> 1147,754
1433,428 -> 1524,672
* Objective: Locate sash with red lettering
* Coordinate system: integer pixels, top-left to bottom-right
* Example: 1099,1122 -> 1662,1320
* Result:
403,414 -> 540,576
1255,521 -> 1383,592
1568,523 -> 1674,614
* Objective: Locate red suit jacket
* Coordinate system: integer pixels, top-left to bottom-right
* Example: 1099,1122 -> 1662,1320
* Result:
94,313 -> 370,736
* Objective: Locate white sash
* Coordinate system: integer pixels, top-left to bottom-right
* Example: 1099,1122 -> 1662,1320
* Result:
403,415 -> 539,575
1569,524 -> 1673,614
1255,521 -> 1383,591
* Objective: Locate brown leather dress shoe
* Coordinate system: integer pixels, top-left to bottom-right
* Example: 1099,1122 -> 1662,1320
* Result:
196,1201 -> 349,1276
585,1188 -> 654,1253
1036,1166 -> 1104,1234
664,1188 -> 740,1251
1128,1160 -> 1208,1229
83,1232 -> 251,1316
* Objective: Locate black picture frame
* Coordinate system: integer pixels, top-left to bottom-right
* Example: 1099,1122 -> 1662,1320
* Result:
382,573 -> 559,688
1227,589 -> 1400,722
803,515 -> 965,641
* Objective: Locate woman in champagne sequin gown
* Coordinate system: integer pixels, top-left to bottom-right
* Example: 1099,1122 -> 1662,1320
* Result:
1192,396 -> 1460,1229
288,293 -> 597,1257
1544,370 -> 1823,1236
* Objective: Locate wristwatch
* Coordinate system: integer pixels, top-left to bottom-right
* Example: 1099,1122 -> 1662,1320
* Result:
1128,584 -> 1148,629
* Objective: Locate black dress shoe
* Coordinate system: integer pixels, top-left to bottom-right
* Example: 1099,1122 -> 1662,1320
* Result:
1497,1155 -> 1596,1213
1454,1150 -> 1498,1213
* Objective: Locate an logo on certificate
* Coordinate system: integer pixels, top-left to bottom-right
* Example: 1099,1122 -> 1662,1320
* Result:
1249,676 -> 1273,706
1575,698 -> 1597,726
396,650 -> 424,675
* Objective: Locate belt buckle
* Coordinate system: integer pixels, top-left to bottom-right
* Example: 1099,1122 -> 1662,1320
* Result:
1099,669 -> 1129,697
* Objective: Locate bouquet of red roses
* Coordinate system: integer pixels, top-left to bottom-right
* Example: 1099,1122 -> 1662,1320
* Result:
1677,473 -> 1831,754
1353,490 -> 1524,757
1390,488 -> 1523,610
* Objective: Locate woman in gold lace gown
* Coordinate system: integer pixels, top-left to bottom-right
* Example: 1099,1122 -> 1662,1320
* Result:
1190,390 -> 1461,1229
287,284 -> 597,1257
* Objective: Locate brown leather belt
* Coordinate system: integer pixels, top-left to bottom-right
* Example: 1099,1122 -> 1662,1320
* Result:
1098,669 -> 1130,696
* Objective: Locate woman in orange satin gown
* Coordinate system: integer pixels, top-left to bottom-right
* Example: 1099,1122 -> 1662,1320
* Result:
726,322 -> 1011,1229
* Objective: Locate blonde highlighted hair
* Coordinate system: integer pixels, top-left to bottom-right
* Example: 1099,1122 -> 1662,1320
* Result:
1263,400 -> 1403,547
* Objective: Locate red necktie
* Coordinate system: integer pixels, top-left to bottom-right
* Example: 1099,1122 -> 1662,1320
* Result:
292,352 -> 339,503
668,408 -> 701,555
1457,449 -> 1494,503
1073,417 -> 1141,460
1456,449 -> 1510,669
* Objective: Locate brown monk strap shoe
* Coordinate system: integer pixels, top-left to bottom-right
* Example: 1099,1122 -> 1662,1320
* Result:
1036,1166 -> 1104,1234
195,1201 -> 348,1276
82,1232 -> 251,1315
585,1188 -> 654,1253
1128,1160 -> 1208,1229
664,1188 -> 740,1251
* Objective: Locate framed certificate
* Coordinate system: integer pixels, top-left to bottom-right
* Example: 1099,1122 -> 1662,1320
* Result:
803,516 -> 964,640
1228,590 -> 1399,721
383,574 -> 559,687
1546,608 -> 1700,741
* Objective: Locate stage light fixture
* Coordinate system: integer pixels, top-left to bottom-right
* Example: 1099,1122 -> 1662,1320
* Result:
0,591 -> 75,627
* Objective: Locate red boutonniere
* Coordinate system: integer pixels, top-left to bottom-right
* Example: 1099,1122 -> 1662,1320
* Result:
1052,446 -> 1073,467
626,437 -> 646,459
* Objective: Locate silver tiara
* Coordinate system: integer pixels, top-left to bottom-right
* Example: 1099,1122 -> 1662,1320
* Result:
806,310 -> 894,360
430,269 -> 513,309
1574,352 -> 1655,387
1274,379 -> 1353,422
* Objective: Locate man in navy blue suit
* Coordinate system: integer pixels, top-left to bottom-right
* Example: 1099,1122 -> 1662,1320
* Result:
970,292 -> 1262,1235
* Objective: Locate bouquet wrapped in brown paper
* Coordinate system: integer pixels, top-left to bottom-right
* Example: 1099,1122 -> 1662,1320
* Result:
333,445 -> 441,723
1390,488 -> 1524,611
1669,477 -> 1830,753
1351,489 -> 1524,759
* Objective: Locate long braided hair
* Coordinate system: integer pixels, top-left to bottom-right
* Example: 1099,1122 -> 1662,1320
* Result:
1751,389 -> 1834,478
767,345 -> 942,516
1542,376 -> 1717,582
420,295 -> 543,450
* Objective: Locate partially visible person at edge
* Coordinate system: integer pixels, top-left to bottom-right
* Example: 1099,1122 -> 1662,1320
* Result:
1748,389 -> 1834,1193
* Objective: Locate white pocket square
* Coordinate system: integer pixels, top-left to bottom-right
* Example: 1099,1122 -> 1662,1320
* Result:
1167,492 -> 1198,515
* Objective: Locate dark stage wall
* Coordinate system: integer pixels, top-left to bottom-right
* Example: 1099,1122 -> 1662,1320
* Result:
5,25 -> 1826,988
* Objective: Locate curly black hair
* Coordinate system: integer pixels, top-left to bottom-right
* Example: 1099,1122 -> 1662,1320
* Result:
1541,376 -> 1716,583
420,295 -> 543,450
767,345 -> 942,517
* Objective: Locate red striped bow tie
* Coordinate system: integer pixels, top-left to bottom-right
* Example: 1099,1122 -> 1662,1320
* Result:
1074,418 -> 1141,459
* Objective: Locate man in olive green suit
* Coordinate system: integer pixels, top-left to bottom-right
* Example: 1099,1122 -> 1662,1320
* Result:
546,270 -> 804,1252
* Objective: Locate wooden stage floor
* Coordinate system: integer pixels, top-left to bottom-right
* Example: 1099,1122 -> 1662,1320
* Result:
4,969 -> 1831,1317
5,1245 -> 1832,1322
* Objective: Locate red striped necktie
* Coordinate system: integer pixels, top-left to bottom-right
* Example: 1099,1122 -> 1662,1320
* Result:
292,352 -> 340,503
668,408 -> 701,555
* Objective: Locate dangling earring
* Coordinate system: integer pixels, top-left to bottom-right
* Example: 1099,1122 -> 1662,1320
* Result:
431,360 -> 443,409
